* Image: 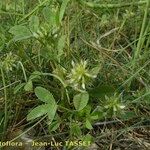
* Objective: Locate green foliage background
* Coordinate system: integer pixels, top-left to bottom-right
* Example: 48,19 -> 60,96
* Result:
0,0 -> 150,149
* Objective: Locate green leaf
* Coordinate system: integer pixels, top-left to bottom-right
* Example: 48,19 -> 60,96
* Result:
90,114 -> 99,120
29,15 -> 39,33
78,105 -> 91,117
70,123 -> 82,137
35,87 -> 55,104
27,104 -> 48,121
49,120 -> 60,132
14,83 -> 26,94
57,35 -> 66,58
59,0 -> 70,23
90,66 -> 101,77
24,80 -> 33,91
29,71 -> 41,80
47,103 -> 57,122
9,25 -> 32,41
73,92 -> 89,111
85,119 -> 93,130
91,110 -> 104,120
42,7 -> 56,26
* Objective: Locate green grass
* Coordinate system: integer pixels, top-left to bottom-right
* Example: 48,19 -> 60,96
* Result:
0,0 -> 150,150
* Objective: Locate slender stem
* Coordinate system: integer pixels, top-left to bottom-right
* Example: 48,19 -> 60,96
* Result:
58,105 -> 72,112
79,0 -> 147,8
131,91 -> 150,103
119,61 -> 150,88
0,68 -> 8,133
145,21 -> 150,50
133,0 -> 150,65
0,80 -> 20,91
18,61 -> 27,82
22,0 -> 25,15
42,73 -> 67,88
0,118 -> 4,126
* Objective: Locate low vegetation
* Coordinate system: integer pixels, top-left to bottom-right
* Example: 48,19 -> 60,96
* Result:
0,0 -> 150,149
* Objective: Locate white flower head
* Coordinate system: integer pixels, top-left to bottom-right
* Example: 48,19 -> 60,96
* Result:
68,60 -> 97,90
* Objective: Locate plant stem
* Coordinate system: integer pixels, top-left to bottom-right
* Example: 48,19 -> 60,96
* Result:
133,0 -> 150,66
18,61 -> 28,82
0,80 -> 20,91
0,68 -> 8,134
22,0 -> 25,15
79,0 -> 147,8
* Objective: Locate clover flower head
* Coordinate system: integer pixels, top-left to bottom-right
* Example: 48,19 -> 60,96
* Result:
104,94 -> 125,116
68,60 -> 98,90
1,52 -> 17,72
